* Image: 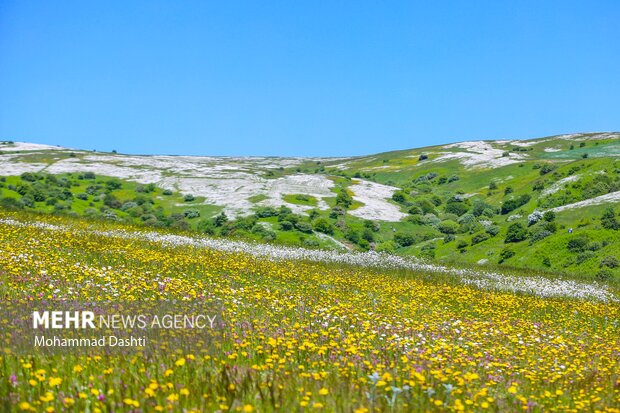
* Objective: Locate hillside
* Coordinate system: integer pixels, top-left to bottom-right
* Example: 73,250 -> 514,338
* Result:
1,132 -> 619,280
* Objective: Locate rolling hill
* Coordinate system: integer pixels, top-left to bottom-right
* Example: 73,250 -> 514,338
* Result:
1,132 -> 619,280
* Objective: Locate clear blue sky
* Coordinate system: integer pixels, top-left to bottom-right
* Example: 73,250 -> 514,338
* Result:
1,1 -> 618,156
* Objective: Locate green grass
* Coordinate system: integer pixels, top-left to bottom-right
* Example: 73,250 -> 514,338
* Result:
281,193 -> 318,206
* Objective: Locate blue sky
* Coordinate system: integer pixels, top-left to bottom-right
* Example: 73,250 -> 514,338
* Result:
1,1 -> 618,156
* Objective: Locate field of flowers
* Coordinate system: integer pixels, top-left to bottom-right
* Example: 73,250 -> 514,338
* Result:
0,211 -> 619,412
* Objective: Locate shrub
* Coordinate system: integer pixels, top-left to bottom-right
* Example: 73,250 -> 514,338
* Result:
302,238 -> 320,248
443,234 -> 455,243
103,194 -> 122,209
540,164 -> 557,175
420,243 -> 436,259
499,248 -> 515,263
438,220 -> 459,234
76,193 -> 89,200
336,189 -> 353,209
255,207 -> 278,218
567,236 -> 589,253
345,230 -> 360,244
362,228 -> 375,242
313,218 -> 334,235
445,201 -> 469,216
20,172 -> 38,182
418,154 -> 428,161
471,232 -> 491,245
529,229 -> 552,245
600,256 -> 619,268
376,241 -> 396,253
417,199 -> 436,214
472,200 -> 494,217
458,213 -> 481,233
595,269 -> 613,281
505,222 -> 528,243
543,221 -> 558,233
394,233 -> 415,247
363,220 -> 380,232
183,194 -> 195,202
543,211 -> 556,222
121,201 -> 138,211
279,220 -> 293,231
330,206 -> 346,218
197,219 -> 216,235
601,207 -> 619,230
105,179 -> 122,190
184,209 -> 200,219
501,194 -> 531,215
528,210 -> 543,226
392,191 -> 406,203
576,251 -> 595,264
163,189 -> 173,195
485,225 -> 500,237
214,212 -> 228,227
295,221 -> 313,233
0,197 -> 21,209
456,240 -> 468,252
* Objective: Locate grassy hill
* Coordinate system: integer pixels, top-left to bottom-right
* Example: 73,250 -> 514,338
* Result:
1,132 -> 619,280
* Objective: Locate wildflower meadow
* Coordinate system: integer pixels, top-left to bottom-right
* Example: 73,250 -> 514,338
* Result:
0,211 -> 618,412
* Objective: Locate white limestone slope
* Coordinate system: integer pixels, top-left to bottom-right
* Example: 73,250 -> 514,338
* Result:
0,144 -> 403,221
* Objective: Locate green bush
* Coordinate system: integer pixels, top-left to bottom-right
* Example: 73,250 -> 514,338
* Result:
295,221 -> 313,233
394,233 -> 415,247
567,236 -> 589,253
471,232 -> 490,245
595,269 -> 613,281
600,256 -> 619,268
313,218 -> 334,235
499,248 -> 515,263
501,194 -> 531,214
279,221 -> 293,231
505,222 -> 527,243
445,201 -> 469,216
438,220 -> 459,234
